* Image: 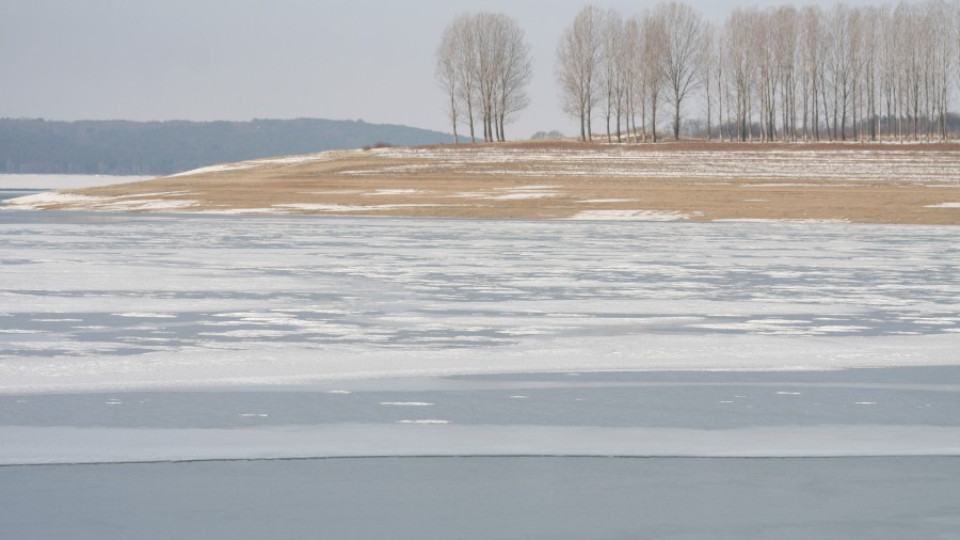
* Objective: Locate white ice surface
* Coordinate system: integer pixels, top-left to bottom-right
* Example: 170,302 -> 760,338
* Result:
0,217 -> 960,384
2,424 -> 957,464
3,334 -> 960,395
2,215 -> 959,463
2,216 -> 959,396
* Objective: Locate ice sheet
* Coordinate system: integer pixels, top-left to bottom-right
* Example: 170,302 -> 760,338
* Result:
3,424 -> 958,464
2,215 -> 959,394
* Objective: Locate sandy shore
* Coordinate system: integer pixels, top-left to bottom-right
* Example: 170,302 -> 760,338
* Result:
8,141 -> 960,224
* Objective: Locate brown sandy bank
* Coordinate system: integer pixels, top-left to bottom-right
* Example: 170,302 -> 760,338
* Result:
9,140 -> 960,225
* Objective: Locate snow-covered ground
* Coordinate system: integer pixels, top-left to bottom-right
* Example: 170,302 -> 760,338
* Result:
371,146 -> 960,185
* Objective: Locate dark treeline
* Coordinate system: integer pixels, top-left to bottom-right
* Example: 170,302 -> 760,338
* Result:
0,118 -> 452,176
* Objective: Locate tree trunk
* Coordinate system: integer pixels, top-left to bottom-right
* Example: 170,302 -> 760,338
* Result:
673,93 -> 681,140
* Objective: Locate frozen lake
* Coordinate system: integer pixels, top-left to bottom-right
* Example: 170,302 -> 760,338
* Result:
2,193 -> 959,537
2,205 -> 959,394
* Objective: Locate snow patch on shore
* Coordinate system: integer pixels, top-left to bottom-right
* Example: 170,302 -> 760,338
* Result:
569,210 -> 690,221
3,192 -> 106,209
3,191 -> 198,211
273,203 -> 448,213
169,153 -> 335,177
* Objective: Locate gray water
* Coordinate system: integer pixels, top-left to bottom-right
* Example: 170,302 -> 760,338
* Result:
3,367 -> 958,430
2,456 -> 958,540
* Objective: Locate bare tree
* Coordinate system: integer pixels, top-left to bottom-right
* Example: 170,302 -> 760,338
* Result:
753,9 -> 777,142
724,8 -> 757,141
600,9 -> 627,142
491,14 -> 534,141
862,7 -> 882,141
880,4 -> 902,140
654,2 -> 704,140
435,34 -> 460,143
473,13 -> 499,142
642,9 -> 666,142
435,15 -> 469,143
847,7 -> 866,141
698,22 -> 719,140
556,6 -> 603,141
798,6 -> 824,140
623,16 -> 644,141
436,12 -> 532,143
822,5 -> 849,140
434,14 -> 479,143
554,0 -> 960,145
456,19 -> 480,143
927,0 -> 955,140
774,6 -> 799,141
897,3 -> 924,139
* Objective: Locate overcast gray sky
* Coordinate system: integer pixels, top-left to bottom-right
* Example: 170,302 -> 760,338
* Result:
0,0 -> 914,139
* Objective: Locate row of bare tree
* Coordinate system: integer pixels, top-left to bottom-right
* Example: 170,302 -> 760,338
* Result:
558,0 -> 960,143
435,12 -> 533,143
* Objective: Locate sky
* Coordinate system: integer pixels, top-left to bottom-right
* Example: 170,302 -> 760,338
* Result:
0,0 -> 919,140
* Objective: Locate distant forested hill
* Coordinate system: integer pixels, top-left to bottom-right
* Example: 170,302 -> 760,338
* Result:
0,118 -> 452,176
